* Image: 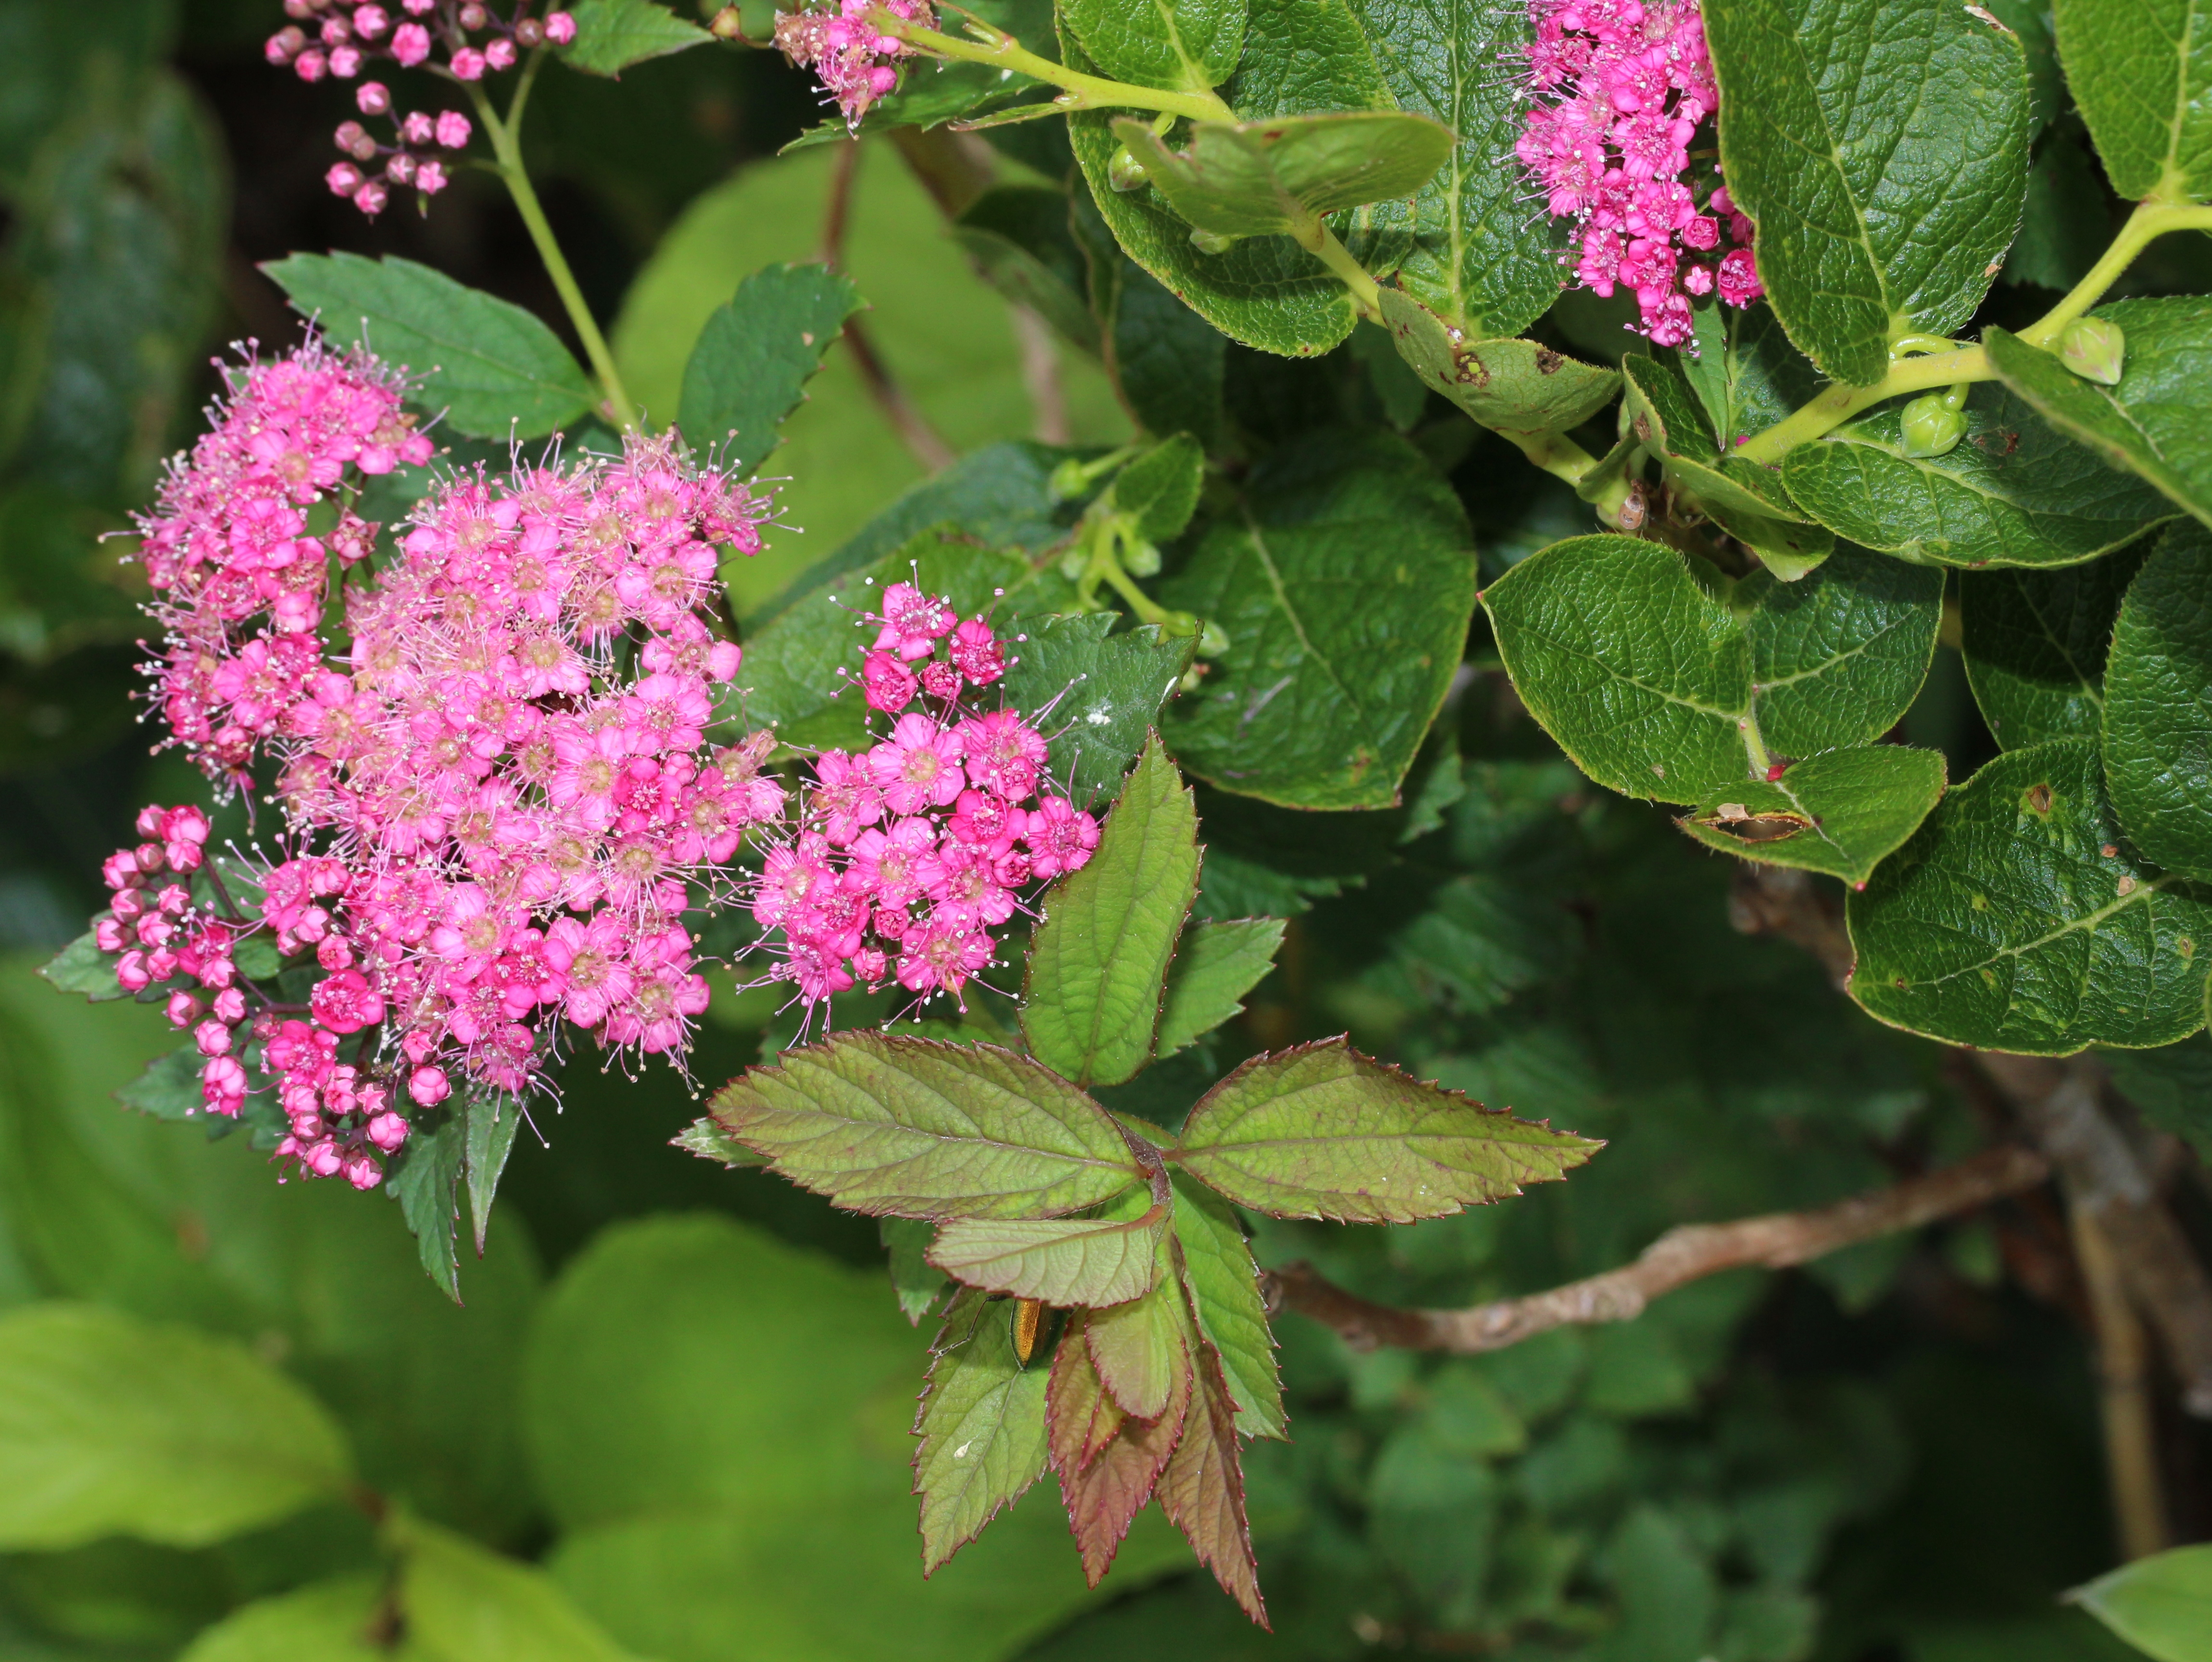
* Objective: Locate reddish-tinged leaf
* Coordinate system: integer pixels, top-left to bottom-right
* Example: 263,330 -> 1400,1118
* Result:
1051,1322 -> 1194,1586
1169,1037 -> 1600,1222
709,1033 -> 1144,1219
1159,1341 -> 1267,1626
912,1289 -> 1050,1573
1047,1318 -> 1127,1476
925,1206 -> 1169,1306
1085,1276 -> 1185,1420
1170,1174 -> 1286,1440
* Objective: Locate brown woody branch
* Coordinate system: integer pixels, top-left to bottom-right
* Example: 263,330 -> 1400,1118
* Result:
1264,1143 -> 2051,1354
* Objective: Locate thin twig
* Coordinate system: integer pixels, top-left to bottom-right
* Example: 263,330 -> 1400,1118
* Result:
1008,303 -> 1069,444
1727,863 -> 1852,989
1264,1144 -> 2051,1354
2071,1202 -> 2170,1558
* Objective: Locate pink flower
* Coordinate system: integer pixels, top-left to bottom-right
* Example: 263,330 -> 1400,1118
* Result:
872,581 -> 957,662
391,21 -> 429,62
866,713 -> 965,815
1024,796 -> 1099,880
862,649 -> 918,713
808,750 -> 884,845
436,110 -> 471,148
545,10 -> 576,42
310,968 -> 385,1033
956,710 -> 1047,801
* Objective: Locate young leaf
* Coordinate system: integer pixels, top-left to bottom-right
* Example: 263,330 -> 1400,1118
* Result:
1156,918 -> 1284,1058
390,1103 -> 466,1303
1170,1174 -> 1285,1439
117,1046 -> 205,1121
557,0 -> 710,76
1985,303 -> 2212,525
1778,387 -> 2177,567
1049,1317 -> 1192,1585
395,1514 -> 649,1662
463,1090 -> 523,1259
1847,739 -> 2212,1053
2054,0 -> 2212,200
2103,522 -> 2212,880
1380,290 -> 1619,441
176,1574 -> 390,1662
1086,1260 -> 1187,1418
1060,0 -> 1246,91
676,262 -> 863,478
995,612 -> 1196,808
1677,745 -> 1948,885
672,1114 -> 768,1167
1110,433 -> 1206,546
1022,737 -> 1201,1086
1704,0 -> 2031,385
1047,1312 -> 1129,1476
709,1033 -> 1145,1218
1170,1036 -> 1601,1221
926,1208 -> 1169,1307
38,931 -> 125,1002
0,1303 -> 352,1550
1741,544 -> 1944,756
882,1217 -> 950,1324
1160,430 -> 1477,810
1960,549 -> 2150,749
1112,111 -> 1455,239
913,1289 -> 1051,1574
2070,1542 -> 2212,1662
1157,1341 -> 1267,1625
261,252 -> 594,439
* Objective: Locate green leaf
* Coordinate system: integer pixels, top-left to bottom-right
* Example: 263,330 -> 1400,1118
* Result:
2005,131 -> 2110,292
676,262 -> 864,478
116,1046 -> 203,1122
2106,1032 -> 2212,1158
672,1113 -> 767,1167
398,1515 -> 649,1662
1060,0 -> 1245,90
1110,433 -> 1206,545
1156,918 -> 1284,1057
1379,289 -> 1619,440
2071,1541 -> 2212,1662
389,1106 -> 465,1303
953,187 -> 1101,354
38,931 -> 123,1001
1986,302 -> 2212,527
1678,745 -> 1948,885
1085,1272 -> 1184,1417
1682,302 -> 1829,451
2054,0 -> 2212,200
261,252 -> 595,440
1741,542 -> 1944,755
1778,385 -> 2178,567
463,1090 -> 523,1260
1022,738 -> 1201,1087
1846,738 -> 2212,1052
557,0 -> 711,76
1111,110 -> 1454,239
2104,521 -> 2212,879
915,1289 -> 1052,1574
881,1216 -> 950,1324
177,1575 -> 391,1662
1705,0 -> 2032,384
1081,200 -> 1229,447
1960,548 -> 2149,748
1168,1173 -> 1284,1438
1161,429 -> 1477,809
0,1302 -> 352,1550
928,1207 -> 1169,1306
1169,1036 -> 1601,1221
709,1033 -> 1145,1218
997,612 -> 1197,808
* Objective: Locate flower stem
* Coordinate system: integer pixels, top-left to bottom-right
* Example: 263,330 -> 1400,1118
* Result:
880,13 -> 1234,122
1734,346 -> 1990,467
469,52 -> 641,432
1518,429 -> 1638,528
2016,199 -> 2212,348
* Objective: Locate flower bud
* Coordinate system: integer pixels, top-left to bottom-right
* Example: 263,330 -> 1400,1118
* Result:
1187,227 -> 1238,255
409,1064 -> 451,1107
1157,609 -> 1202,638
545,10 -> 576,42
1197,619 -> 1230,657
1121,537 -> 1162,577
458,0 -> 488,25
2060,315 -> 2125,386
1898,392 -> 1967,459
1048,457 -> 1093,503
708,5 -> 742,37
166,991 -> 203,1029
1107,144 -> 1149,192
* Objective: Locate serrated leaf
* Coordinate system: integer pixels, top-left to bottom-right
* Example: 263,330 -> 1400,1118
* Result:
1061,0 -> 1246,91
1156,918 -> 1283,1056
1170,1036 -> 1599,1221
953,187 -> 1100,353
1113,110 -> 1454,240
396,1514 -> 648,1662
558,0 -> 710,75
676,262 -> 863,478
2106,1032 -> 2212,1158
1354,0 -> 1566,337
261,252 -> 594,439
1380,289 -> 1619,440
1847,738 -> 2212,1052
913,1289 -> 1051,1573
2104,521 -> 2212,880
927,1207 -> 1169,1306
672,1114 -> 768,1166
1111,433 -> 1206,545
1157,1340 -> 1266,1624
2004,130 -> 2111,292
38,931 -> 124,1001
1685,302 -> 1829,450
1705,0 -> 2031,385
1022,738 -> 1201,1087
1987,303 -> 2212,529
1086,1278 -> 1185,1418
390,1105 -> 465,1302
0,1303 -> 352,1550
882,1217 -> 950,1324
1741,542 -> 1944,755
116,1046 -> 203,1121
1779,385 -> 2178,567
1679,745 -> 1948,884
1960,549 -> 2149,748
1049,1313 -> 1192,1585
1047,1312 -> 1129,1475
709,1033 -> 1144,1219
997,612 -> 1197,808
2054,0 -> 2212,200
2071,1542 -> 2212,1662
1169,1173 -> 1284,1438
1161,429 -> 1476,809
463,1090 -> 523,1259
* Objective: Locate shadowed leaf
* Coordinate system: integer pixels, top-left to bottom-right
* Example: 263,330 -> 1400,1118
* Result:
1156,918 -> 1283,1058
913,1289 -> 1051,1574
927,1208 -> 1169,1307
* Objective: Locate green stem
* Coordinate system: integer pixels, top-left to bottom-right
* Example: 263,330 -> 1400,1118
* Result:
2016,200 -> 2212,348
1291,210 -> 1382,321
1518,429 -> 1637,528
468,52 -> 641,432
881,15 -> 1233,122
1735,346 -> 1989,466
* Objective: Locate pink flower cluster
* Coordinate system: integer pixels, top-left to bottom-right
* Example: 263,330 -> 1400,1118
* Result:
264,0 -> 574,215
136,340 -> 434,785
773,0 -> 933,126
97,342 -> 779,1190
755,582 -> 1096,1009
1515,0 -> 1762,346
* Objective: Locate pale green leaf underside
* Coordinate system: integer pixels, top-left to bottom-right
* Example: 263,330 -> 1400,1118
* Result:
927,1209 -> 1169,1307
1113,110 -> 1455,238
1678,744 -> 1948,884
1380,288 -> 1619,440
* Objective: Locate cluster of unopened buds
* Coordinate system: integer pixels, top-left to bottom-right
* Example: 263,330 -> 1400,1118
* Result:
1515,0 -> 1761,345
772,0 -> 934,126
264,0 -> 574,215
754,580 -> 1098,1009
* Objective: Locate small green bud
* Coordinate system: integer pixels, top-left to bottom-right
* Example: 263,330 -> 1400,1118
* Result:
1157,609 -> 1203,638
1047,457 -> 1092,503
708,4 -> 745,38
2059,315 -> 2126,385
1898,392 -> 1968,459
1187,228 -> 1239,256
1176,663 -> 1208,693
1058,545 -> 1089,581
1196,619 -> 1230,657
1121,537 -> 1162,578
1106,144 -> 1150,192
